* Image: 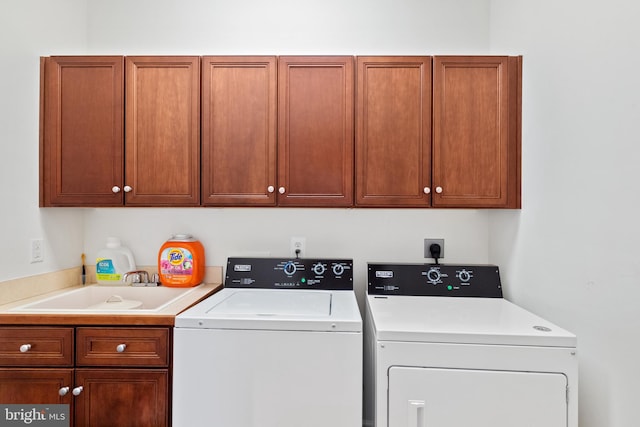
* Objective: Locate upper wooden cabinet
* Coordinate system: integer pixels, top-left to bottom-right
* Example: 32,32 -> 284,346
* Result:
125,56 -> 201,206
432,56 -> 521,208
201,56 -> 277,206
277,57 -> 354,207
41,54 -> 521,209
356,56 -> 432,206
40,56 -> 124,206
40,56 -> 200,207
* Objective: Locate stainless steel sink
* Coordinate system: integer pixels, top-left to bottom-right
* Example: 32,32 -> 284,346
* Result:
11,285 -> 202,312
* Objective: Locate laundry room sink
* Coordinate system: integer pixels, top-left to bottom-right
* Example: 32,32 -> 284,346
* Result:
10,284 -> 202,312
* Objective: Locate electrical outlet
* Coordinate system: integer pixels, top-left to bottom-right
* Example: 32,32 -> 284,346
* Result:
290,237 -> 306,257
424,238 -> 444,260
31,239 -> 44,263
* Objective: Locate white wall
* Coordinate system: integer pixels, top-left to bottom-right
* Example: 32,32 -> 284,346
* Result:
0,0 -> 87,281
489,1 -> 640,426
11,0 -> 637,425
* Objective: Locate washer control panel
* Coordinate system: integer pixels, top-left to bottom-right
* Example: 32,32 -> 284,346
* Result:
226,257 -> 353,290
368,263 -> 502,297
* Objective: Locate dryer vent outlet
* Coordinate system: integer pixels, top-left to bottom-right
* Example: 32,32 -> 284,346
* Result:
424,239 -> 444,260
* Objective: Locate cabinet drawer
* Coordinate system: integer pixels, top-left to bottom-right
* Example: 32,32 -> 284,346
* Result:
0,327 -> 74,367
76,327 -> 169,367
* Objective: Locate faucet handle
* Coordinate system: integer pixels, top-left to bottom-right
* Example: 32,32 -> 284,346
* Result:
123,270 -> 149,285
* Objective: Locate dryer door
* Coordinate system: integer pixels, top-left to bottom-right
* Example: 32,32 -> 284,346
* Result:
389,366 -> 567,427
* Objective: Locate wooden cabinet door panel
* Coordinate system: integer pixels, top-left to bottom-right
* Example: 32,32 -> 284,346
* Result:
278,57 -> 354,206
41,56 -> 124,206
202,56 -> 277,206
432,56 -> 521,208
125,56 -> 200,206
356,57 -> 432,206
74,369 -> 168,427
0,368 -> 74,405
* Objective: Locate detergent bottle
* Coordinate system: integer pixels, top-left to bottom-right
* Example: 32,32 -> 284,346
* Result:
96,237 -> 136,285
158,234 -> 205,287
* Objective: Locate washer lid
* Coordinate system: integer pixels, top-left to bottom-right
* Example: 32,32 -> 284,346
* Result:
175,288 -> 362,332
366,295 -> 576,347
207,290 -> 331,317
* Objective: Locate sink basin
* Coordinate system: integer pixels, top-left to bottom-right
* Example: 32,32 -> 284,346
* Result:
11,285 -> 202,312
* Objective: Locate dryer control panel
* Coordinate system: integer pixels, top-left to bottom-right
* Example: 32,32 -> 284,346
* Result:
226,257 -> 353,290
368,263 -> 502,297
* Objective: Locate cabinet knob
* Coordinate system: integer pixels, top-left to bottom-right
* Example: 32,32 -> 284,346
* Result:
59,387 -> 70,397
278,187 -> 286,194
112,186 -> 121,193
423,187 -> 431,194
124,185 -> 132,193
435,186 -> 443,194
116,344 -> 127,353
19,344 -> 31,353
72,386 -> 83,396
267,186 -> 275,193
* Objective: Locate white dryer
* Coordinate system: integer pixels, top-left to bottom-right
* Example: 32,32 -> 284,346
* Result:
173,257 -> 362,427
364,263 -> 577,427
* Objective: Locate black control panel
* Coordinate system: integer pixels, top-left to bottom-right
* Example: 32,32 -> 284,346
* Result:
226,258 -> 354,290
368,263 -> 502,297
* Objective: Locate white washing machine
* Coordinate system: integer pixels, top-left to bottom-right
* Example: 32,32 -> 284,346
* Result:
173,257 -> 362,427
364,263 -> 578,427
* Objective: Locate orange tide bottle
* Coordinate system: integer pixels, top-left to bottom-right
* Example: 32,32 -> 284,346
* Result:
158,234 -> 205,287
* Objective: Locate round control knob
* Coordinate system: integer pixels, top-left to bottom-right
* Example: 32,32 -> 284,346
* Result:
426,268 -> 441,284
458,270 -> 472,283
332,264 -> 345,276
283,261 -> 297,276
313,263 -> 326,276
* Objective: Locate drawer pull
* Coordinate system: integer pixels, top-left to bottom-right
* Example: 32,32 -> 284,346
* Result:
59,387 -> 70,396
19,344 -> 32,353
116,344 -> 127,353
72,386 -> 83,396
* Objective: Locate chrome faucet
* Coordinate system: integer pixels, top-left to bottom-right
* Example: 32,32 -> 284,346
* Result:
122,270 -> 150,285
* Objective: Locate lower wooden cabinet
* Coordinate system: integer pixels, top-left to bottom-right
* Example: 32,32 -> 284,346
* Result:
74,369 -> 168,427
0,368 -> 73,404
0,326 -> 170,427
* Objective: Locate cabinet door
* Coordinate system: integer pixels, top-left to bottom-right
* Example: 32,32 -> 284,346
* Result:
356,57 -> 432,206
40,56 -> 124,207
0,368 -> 74,405
74,369 -> 168,427
432,56 -> 521,208
278,56 -> 354,206
202,56 -> 277,206
125,56 -> 201,206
